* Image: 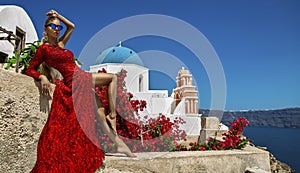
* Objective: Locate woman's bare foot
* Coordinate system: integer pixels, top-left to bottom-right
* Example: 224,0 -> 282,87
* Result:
96,108 -> 135,157
115,137 -> 136,157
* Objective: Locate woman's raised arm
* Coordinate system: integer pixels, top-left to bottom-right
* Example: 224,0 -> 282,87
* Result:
46,10 -> 75,47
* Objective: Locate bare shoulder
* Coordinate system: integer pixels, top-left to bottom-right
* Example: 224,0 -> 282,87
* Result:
58,41 -> 65,48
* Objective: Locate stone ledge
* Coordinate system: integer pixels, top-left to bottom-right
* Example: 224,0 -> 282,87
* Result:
99,145 -> 270,173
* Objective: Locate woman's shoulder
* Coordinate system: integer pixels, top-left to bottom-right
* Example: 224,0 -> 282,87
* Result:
36,43 -> 57,55
40,43 -> 54,47
34,44 -> 47,53
41,43 -> 67,49
38,43 -> 51,50
38,43 -> 58,51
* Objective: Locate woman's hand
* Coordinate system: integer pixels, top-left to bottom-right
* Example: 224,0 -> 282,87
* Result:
46,9 -> 58,18
39,75 -> 52,95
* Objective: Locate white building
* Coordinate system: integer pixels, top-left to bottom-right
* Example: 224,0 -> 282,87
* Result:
90,44 -> 202,135
0,5 -> 38,63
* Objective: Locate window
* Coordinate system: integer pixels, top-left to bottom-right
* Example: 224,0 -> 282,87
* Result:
0,51 -> 8,63
139,74 -> 143,92
15,26 -> 26,50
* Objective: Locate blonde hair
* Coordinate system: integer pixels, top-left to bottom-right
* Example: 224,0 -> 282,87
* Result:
39,16 -> 62,83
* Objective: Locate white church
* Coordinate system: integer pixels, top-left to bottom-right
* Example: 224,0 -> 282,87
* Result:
89,43 -> 202,135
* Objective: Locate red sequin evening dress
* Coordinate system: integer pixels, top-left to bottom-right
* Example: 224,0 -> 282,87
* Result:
26,44 -> 105,173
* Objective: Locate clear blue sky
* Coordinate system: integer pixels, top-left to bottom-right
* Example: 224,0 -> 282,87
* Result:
2,0 -> 299,110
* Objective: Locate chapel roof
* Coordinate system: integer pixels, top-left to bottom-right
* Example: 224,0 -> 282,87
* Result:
95,42 -> 143,66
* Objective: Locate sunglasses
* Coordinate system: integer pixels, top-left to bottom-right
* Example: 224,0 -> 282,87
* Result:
46,23 -> 63,31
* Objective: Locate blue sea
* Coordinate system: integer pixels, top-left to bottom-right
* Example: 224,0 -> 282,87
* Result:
244,127 -> 300,172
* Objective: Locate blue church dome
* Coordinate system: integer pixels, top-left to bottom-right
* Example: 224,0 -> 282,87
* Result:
95,43 -> 143,66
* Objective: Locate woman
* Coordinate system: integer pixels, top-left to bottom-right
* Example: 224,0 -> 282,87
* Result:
26,10 -> 135,173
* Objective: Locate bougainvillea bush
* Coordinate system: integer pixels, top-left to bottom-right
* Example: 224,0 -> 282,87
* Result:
94,68 -> 187,152
175,117 -> 249,151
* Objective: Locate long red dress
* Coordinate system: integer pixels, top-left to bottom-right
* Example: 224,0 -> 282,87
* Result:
26,44 -> 105,173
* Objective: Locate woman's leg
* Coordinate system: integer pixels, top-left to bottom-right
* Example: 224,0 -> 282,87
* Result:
96,107 -> 136,157
92,73 -> 117,132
